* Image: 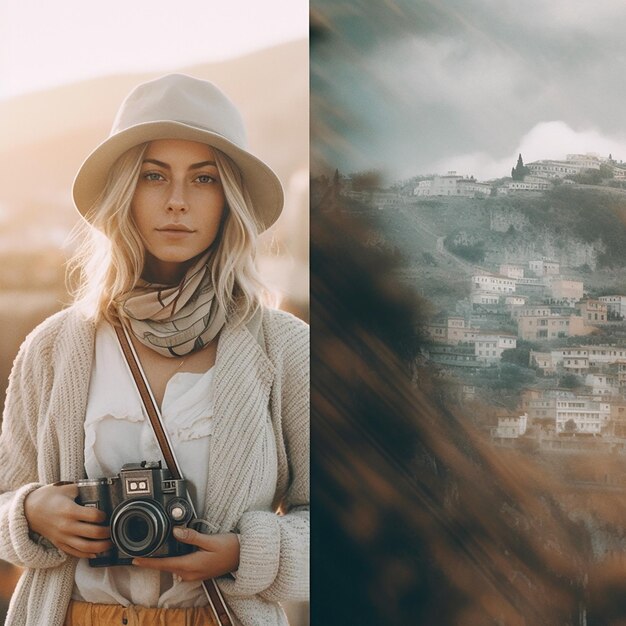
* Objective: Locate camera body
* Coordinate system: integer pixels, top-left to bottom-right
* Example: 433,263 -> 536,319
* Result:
76,461 -> 195,567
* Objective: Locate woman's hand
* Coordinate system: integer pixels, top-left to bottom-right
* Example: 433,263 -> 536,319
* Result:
23,483 -> 113,559
132,528 -> 240,581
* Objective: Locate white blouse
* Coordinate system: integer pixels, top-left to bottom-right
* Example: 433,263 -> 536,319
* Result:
72,322 -> 213,608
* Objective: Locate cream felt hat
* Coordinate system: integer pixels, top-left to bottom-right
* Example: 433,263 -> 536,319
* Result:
73,73 -> 284,231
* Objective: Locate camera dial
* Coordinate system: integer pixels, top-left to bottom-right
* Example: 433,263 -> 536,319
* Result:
167,498 -> 193,524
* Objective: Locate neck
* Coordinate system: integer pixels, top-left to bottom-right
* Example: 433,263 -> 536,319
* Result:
142,256 -> 194,285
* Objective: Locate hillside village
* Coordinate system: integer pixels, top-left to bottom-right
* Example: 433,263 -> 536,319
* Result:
319,151 -> 626,456
416,153 -> 626,453
413,152 -> 624,198
425,260 -> 626,446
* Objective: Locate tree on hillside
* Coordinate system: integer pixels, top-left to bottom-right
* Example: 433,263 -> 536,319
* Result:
560,374 -> 582,389
501,346 -> 531,367
563,418 -> 577,433
511,154 -> 530,181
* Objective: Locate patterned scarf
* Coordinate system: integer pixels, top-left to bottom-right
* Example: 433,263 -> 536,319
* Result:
119,252 -> 227,357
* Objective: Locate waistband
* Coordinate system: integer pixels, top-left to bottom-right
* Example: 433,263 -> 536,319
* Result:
64,599 -> 219,626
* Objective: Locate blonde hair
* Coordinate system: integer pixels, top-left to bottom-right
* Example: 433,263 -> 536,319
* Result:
68,142 -> 272,324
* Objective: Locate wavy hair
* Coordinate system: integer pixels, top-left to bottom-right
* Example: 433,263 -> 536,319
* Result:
68,142 -> 272,324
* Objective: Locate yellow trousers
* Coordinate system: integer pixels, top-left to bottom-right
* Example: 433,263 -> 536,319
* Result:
63,599 -> 219,626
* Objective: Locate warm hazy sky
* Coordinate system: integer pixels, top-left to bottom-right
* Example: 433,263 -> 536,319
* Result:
312,0 -> 626,181
0,0 -> 307,99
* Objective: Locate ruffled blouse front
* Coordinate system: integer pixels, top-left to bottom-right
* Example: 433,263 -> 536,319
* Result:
72,322 -> 214,608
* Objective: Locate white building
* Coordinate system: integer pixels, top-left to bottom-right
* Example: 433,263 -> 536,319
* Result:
511,305 -> 554,320
414,173 -> 491,198
471,273 -> 516,294
527,160 -> 579,179
499,264 -> 524,279
527,156 -> 600,180
471,292 -> 500,306
528,259 -> 560,276
587,345 -> 626,366
554,348 -> 590,374
505,295 -> 527,308
584,373 -> 618,396
474,332 -> 517,364
566,153 -> 603,170
556,397 -> 610,433
494,413 -> 528,438
546,345 -> 626,371
497,176 -> 552,194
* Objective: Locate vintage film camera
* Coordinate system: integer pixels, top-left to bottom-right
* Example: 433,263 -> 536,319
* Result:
76,461 -> 195,567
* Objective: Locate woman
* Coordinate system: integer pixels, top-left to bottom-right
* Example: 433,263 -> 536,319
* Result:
0,74 -> 309,626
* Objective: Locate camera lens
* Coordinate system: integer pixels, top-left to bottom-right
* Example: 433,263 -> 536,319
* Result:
110,500 -> 170,557
126,515 -> 150,543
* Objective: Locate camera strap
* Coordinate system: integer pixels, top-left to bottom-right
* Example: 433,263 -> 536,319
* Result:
114,323 -> 235,626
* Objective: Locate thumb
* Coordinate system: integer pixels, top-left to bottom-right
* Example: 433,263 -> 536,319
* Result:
173,526 -> 198,544
55,482 -> 79,498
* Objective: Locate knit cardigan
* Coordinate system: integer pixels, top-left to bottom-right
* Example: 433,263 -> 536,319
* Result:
0,305 -> 309,626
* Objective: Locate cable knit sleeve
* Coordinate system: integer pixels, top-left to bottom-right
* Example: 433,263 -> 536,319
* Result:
229,310 -> 309,601
0,324 -> 67,569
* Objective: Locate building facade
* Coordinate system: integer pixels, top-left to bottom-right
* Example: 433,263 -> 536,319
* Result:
556,396 -> 610,433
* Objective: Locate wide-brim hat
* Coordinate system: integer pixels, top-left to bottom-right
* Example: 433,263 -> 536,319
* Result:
73,73 -> 284,232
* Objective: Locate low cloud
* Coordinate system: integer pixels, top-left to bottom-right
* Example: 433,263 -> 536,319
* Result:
432,121 -> 626,181
313,1 -> 626,180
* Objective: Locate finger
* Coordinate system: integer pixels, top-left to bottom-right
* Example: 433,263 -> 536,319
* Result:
57,542 -> 99,560
73,505 -> 107,524
55,495 -> 107,524
55,483 -> 79,498
72,521 -> 111,540
64,536 -> 113,555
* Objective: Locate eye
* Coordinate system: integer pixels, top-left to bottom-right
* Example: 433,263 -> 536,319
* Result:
142,172 -> 165,182
195,174 -> 217,184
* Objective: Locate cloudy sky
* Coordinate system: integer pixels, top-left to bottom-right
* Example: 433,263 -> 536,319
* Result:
0,0 -> 307,99
311,0 -> 626,181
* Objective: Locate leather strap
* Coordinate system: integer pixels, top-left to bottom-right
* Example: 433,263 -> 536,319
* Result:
114,323 -> 234,626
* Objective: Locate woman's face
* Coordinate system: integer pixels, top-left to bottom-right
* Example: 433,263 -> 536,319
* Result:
131,138 -> 226,284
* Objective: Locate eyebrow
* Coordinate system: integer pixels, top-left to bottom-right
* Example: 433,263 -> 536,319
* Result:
143,158 -> 217,169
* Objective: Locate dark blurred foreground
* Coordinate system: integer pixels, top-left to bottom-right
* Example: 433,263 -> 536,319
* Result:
310,185 -> 626,625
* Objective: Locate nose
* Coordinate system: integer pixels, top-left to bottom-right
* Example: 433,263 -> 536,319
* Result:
166,181 -> 188,213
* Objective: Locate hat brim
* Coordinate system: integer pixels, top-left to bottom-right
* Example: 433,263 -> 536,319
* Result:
72,121 -> 284,232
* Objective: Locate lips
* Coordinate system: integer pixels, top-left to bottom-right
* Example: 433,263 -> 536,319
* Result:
156,224 -> 194,233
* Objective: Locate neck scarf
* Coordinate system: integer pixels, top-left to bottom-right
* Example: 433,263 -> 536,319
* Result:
119,252 -> 227,357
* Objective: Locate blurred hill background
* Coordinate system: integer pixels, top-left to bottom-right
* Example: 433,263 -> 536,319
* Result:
0,37 -> 308,625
